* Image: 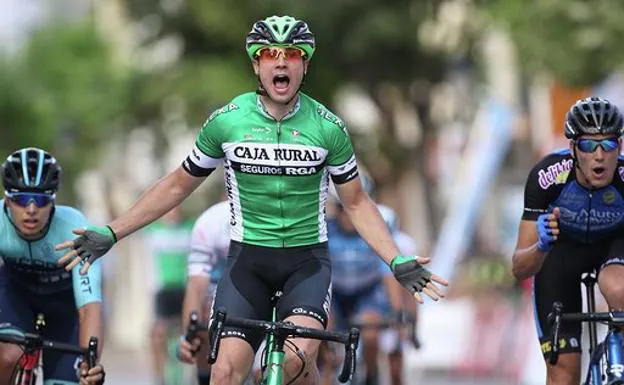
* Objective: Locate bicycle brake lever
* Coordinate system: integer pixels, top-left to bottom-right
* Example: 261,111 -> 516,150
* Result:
185,311 -> 199,342
338,327 -> 360,383
208,308 -> 227,364
87,337 -> 98,369
549,302 -> 564,365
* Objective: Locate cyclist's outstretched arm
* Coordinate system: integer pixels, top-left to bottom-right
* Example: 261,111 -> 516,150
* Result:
59,112 -> 223,274
335,177 -> 400,266
110,167 -> 205,240
335,177 -> 448,302
57,167 -> 207,272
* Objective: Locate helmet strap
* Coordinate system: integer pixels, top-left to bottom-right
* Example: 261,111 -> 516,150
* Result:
255,75 -> 268,97
572,143 -> 596,191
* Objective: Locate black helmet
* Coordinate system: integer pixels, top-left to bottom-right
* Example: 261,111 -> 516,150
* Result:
2,147 -> 61,194
564,97 -> 624,139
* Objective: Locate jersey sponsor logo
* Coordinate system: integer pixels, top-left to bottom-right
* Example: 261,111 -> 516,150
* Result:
238,164 -> 319,176
317,107 -> 347,134
232,145 -> 322,163
225,142 -> 327,176
78,261 -> 93,295
523,207 -> 548,214
192,148 -> 201,161
224,166 -> 237,227
328,155 -> 357,177
3,257 -> 71,282
207,103 -> 239,123
540,337 -> 571,354
556,191 -> 587,207
187,144 -> 222,170
538,159 -> 573,189
560,207 -> 624,227
223,330 -> 246,339
291,307 -> 324,323
322,282 -> 332,317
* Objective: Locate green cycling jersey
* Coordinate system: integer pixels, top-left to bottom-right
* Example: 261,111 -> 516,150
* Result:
182,92 -> 359,248
143,220 -> 193,288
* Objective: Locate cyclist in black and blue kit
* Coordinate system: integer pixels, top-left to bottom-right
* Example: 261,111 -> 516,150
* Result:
512,97 -> 624,385
0,148 -> 105,385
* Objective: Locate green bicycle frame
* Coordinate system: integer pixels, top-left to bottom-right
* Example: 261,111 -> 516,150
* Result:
261,305 -> 285,385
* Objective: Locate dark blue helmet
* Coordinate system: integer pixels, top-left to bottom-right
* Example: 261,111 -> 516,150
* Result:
2,148 -> 61,194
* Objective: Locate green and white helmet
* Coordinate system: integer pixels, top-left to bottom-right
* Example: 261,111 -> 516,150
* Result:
246,15 -> 315,60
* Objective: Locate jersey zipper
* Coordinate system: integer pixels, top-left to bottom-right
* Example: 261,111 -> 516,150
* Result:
27,240 -> 39,293
586,191 -> 593,243
276,121 -> 286,247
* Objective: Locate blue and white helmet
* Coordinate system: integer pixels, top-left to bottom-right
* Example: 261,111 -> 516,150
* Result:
2,148 -> 61,194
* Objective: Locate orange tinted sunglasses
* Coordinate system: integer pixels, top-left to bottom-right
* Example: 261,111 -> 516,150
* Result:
255,47 -> 305,61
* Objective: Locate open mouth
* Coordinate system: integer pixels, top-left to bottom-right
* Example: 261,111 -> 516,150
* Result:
273,75 -> 290,91
592,166 -> 606,178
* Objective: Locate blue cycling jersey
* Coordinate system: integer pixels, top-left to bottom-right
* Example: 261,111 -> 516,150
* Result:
328,204 -> 398,294
328,219 -> 390,294
522,149 -> 624,242
0,200 -> 102,307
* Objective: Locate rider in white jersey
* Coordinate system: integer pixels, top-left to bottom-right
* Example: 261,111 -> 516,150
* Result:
177,199 -> 230,385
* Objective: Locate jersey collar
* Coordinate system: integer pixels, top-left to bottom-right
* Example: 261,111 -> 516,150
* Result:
256,94 -> 301,122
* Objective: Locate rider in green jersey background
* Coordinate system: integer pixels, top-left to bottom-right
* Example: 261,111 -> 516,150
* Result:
143,205 -> 193,385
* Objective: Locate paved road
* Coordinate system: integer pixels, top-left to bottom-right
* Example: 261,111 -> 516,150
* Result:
101,345 -> 515,385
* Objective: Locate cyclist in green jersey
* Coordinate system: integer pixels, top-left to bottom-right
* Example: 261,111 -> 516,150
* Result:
56,15 -> 448,385
143,205 -> 193,385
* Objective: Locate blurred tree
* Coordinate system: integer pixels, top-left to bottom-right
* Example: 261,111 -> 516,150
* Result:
0,20 -> 133,202
478,0 -> 624,86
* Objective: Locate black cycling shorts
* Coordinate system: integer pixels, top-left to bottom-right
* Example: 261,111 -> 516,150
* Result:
210,241 -> 332,351
155,287 -> 185,318
533,237 -> 624,358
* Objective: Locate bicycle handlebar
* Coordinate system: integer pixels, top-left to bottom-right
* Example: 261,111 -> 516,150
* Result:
185,308 -> 360,383
548,301 -> 624,365
0,332 -> 98,369
350,313 -> 419,349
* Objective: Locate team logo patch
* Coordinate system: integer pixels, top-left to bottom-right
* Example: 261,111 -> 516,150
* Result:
604,190 -> 617,204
